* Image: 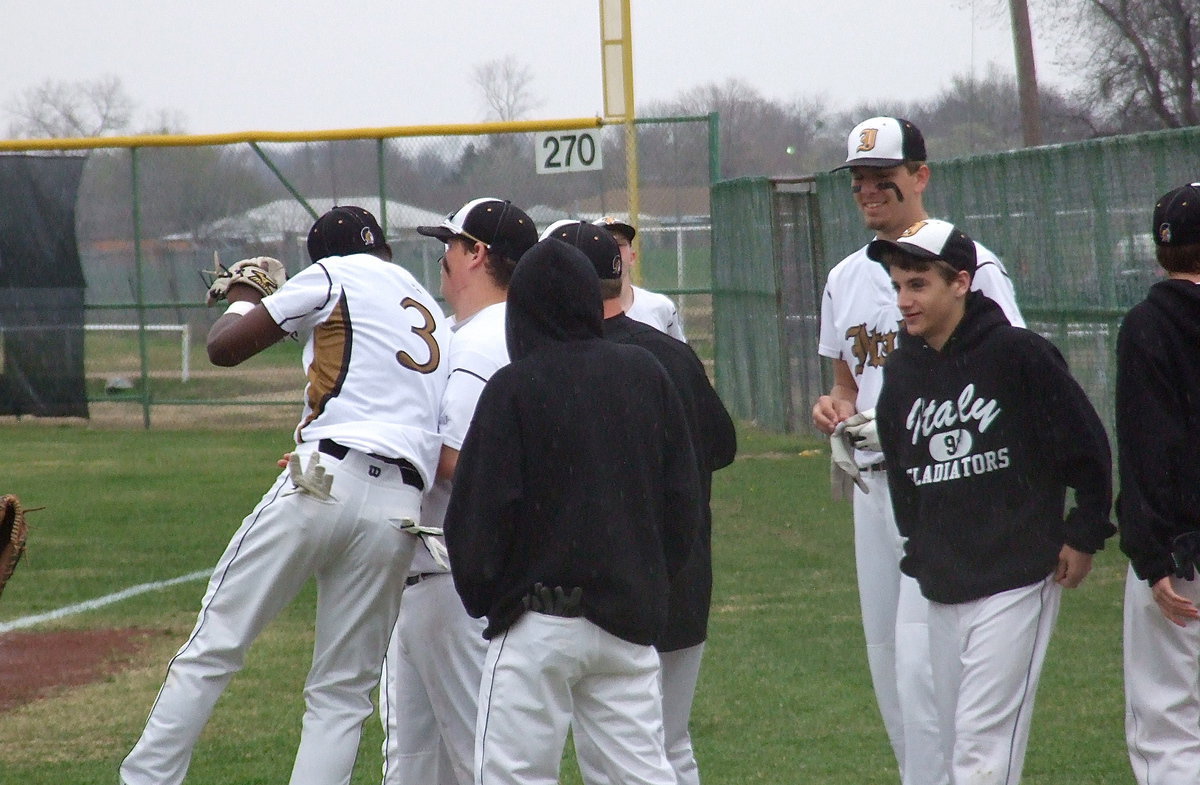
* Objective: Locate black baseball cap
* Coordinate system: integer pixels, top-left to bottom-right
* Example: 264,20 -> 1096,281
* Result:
1153,183 -> 1200,247
834,116 -> 927,171
307,206 -> 389,263
867,218 -> 977,275
593,215 -> 636,241
417,198 -> 538,260
540,220 -> 623,280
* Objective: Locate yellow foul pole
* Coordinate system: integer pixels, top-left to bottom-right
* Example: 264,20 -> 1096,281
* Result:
598,0 -> 641,282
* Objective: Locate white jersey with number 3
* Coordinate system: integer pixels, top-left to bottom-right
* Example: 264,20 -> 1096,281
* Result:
261,253 -> 449,487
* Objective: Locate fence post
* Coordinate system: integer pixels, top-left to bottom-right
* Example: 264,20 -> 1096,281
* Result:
131,147 -> 151,429
708,111 -> 720,184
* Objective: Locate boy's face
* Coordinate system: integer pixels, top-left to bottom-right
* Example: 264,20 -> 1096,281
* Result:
888,262 -> 970,350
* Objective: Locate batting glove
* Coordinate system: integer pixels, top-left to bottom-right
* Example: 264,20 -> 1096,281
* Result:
1171,531 -> 1200,581
830,422 -> 868,501
523,583 -> 583,616
284,452 -> 335,501
843,408 -> 882,453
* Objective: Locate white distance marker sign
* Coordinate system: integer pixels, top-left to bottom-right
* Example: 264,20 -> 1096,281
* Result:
534,130 -> 603,174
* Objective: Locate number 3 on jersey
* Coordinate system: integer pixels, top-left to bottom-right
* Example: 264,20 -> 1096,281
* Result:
396,297 -> 441,374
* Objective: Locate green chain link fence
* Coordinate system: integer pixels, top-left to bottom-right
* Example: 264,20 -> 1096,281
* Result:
713,125 -> 1200,437
1,114 -> 717,427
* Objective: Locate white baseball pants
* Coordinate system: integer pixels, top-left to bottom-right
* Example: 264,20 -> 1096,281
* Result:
120,444 -> 421,785
854,470 -> 947,785
475,612 -> 674,785
928,575 -> 1060,785
380,571 -> 487,785
1124,565 -> 1200,785
574,642 -> 706,785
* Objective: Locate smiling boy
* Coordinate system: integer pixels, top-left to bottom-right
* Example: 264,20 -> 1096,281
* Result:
871,219 -> 1115,785
811,116 -> 1024,785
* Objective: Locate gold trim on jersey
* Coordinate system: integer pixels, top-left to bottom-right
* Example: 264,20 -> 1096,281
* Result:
300,293 -> 352,432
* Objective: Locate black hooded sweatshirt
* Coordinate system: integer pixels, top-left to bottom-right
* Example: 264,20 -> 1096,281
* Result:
877,291 -> 1114,604
444,239 -> 703,644
603,313 -> 737,651
1116,278 -> 1200,584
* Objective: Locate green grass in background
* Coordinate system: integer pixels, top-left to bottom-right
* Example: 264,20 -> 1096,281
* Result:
0,424 -> 1130,784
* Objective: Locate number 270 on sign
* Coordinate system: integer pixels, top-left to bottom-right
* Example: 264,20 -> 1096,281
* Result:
534,131 -> 603,174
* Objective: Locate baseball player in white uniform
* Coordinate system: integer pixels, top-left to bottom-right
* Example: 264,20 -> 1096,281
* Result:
377,198 -> 538,785
120,206 -> 447,785
812,117 -> 1023,785
594,216 -> 687,341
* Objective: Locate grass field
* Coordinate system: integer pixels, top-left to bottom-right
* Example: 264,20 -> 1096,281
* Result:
0,423 -> 1132,784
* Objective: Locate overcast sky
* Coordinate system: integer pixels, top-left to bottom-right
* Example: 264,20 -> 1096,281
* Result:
1,0 -> 1075,135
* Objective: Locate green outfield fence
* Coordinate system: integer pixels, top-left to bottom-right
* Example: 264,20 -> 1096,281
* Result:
0,114 -> 717,427
713,125 -> 1200,437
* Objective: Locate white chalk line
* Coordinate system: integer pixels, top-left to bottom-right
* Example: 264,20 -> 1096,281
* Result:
0,570 -> 209,634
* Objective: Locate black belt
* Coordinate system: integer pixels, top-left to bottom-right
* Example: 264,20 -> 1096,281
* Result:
317,439 -> 424,490
861,461 -> 888,473
405,572 -> 444,586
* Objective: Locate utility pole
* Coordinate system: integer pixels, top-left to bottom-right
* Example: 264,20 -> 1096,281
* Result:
1009,0 -> 1043,146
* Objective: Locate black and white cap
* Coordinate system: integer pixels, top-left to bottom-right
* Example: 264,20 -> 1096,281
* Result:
834,116 -> 927,171
1153,182 -> 1200,247
592,215 -> 636,241
416,198 -> 538,260
540,219 -> 623,280
307,205 -> 389,263
867,219 -> 977,275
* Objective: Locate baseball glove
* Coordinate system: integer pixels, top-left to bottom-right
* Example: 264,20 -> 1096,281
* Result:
0,494 -> 30,600
203,256 -> 287,306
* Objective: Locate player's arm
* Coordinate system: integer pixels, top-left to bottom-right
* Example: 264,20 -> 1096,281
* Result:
811,359 -> 858,435
204,257 -> 289,367
207,286 -> 288,367
1116,321 -> 1187,583
1027,337 -> 1115,552
437,445 -> 460,482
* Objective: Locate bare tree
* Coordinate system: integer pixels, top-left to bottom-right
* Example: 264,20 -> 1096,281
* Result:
647,79 -> 835,178
4,75 -> 134,138
471,56 -> 541,122
1031,0 -> 1199,131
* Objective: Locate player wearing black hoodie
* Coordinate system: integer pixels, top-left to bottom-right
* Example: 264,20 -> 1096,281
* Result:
540,219 -> 737,785
444,237 -> 702,785
871,219 -> 1113,785
1119,183 -> 1200,785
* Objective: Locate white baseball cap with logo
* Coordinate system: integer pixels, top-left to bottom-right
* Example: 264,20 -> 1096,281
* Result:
833,116 -> 928,171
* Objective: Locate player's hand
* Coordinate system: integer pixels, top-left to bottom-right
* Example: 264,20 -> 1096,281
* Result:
1151,575 -> 1200,627
1054,545 -> 1093,588
277,452 -> 293,469
812,395 -> 856,435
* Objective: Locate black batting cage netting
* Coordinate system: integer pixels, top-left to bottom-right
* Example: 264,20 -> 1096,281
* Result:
0,154 -> 88,418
